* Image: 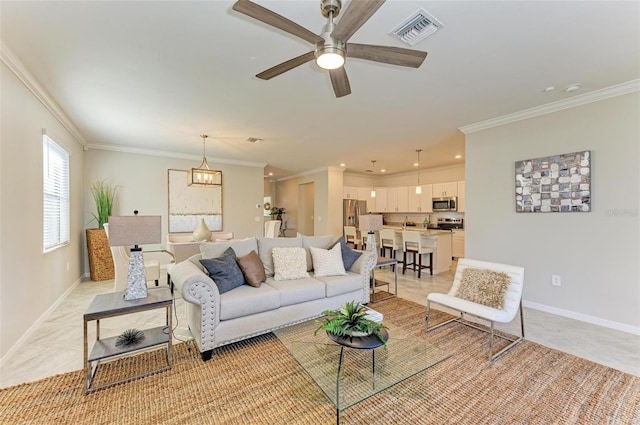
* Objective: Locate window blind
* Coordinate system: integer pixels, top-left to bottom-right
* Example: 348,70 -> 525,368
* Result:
43,135 -> 70,251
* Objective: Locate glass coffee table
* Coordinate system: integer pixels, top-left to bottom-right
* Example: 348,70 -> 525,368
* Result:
273,319 -> 449,424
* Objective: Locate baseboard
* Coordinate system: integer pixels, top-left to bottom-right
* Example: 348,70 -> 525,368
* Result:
0,277 -> 82,369
523,300 -> 640,336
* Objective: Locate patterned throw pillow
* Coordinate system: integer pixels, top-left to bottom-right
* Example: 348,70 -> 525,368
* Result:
310,243 -> 347,277
455,268 -> 511,309
199,247 -> 245,294
271,247 -> 309,281
329,237 -> 362,270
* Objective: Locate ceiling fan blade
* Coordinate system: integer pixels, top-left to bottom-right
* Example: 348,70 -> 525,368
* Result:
329,67 -> 351,98
331,0 -> 385,43
256,51 -> 316,80
347,43 -> 427,68
232,0 -> 323,45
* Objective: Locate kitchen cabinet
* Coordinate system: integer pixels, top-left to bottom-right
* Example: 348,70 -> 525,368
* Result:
452,229 -> 465,258
432,182 -> 458,197
407,184 -> 432,212
386,187 -> 409,212
457,181 -> 465,212
357,187 -> 375,205
396,187 -> 408,212
343,186 -> 358,199
407,186 -> 422,212
421,184 -> 433,213
373,188 -> 388,212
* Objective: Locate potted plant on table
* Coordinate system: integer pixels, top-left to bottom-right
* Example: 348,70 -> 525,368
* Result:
269,207 -> 285,221
315,301 -> 388,348
86,179 -> 117,281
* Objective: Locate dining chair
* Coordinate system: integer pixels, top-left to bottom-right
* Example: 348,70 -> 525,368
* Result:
264,220 -> 281,238
401,230 -> 433,278
343,226 -> 357,248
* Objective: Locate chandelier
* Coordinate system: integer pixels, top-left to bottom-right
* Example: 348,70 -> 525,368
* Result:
188,135 -> 222,187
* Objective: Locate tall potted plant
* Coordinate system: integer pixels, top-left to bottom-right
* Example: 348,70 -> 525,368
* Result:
86,180 -> 117,281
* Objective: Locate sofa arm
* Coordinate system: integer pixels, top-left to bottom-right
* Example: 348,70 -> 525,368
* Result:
348,249 -> 377,304
170,259 -> 221,334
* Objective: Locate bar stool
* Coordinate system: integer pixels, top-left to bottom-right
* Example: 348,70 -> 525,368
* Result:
343,226 -> 357,248
379,229 -> 403,271
402,230 -> 433,278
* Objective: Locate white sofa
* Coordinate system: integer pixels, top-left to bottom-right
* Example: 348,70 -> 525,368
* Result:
169,235 -> 377,360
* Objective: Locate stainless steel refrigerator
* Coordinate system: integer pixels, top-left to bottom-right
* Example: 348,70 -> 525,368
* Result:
343,199 -> 367,228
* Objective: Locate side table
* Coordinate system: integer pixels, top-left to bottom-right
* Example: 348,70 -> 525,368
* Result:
370,257 -> 398,303
83,287 -> 173,394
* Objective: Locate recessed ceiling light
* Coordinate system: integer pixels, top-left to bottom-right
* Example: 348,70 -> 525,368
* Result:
340,163 -> 346,167
455,155 -> 462,159
413,162 -> 419,167
268,172 -> 273,176
564,83 -> 582,93
543,86 -> 555,92
381,169 -> 386,173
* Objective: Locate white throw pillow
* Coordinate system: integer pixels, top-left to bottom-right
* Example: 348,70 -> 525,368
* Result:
272,247 -> 309,281
310,243 -> 347,277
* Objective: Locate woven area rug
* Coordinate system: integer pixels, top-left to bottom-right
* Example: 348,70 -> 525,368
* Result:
1,298 -> 639,424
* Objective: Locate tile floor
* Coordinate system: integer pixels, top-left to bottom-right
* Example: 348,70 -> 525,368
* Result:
1,264 -> 638,389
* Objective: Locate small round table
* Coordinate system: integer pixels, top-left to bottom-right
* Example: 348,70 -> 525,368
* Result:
326,329 -> 389,425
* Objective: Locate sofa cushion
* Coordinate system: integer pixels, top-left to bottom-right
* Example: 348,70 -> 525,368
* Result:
236,250 -> 266,288
200,237 -> 258,260
219,284 -> 281,320
300,234 -> 334,271
265,276 -> 326,307
330,237 -> 363,269
272,247 -> 309,281
456,268 -> 511,309
257,236 -> 302,277
317,272 -> 363,297
199,248 -> 245,294
310,243 -> 347,277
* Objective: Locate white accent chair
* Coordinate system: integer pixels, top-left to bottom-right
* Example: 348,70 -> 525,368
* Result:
104,223 -> 161,291
264,220 -> 281,238
426,258 -> 526,361
343,226 -> 357,248
401,230 -> 433,278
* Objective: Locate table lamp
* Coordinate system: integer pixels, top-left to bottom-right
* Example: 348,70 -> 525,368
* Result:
108,212 -> 161,300
359,214 -> 383,252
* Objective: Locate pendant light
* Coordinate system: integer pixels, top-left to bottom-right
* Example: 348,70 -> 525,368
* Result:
415,150 -> 422,194
188,135 -> 222,187
370,160 -> 376,198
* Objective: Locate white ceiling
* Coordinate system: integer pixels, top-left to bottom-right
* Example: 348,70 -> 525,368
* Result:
1,1 -> 639,179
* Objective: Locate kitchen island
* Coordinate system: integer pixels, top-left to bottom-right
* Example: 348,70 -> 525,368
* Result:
382,226 -> 452,275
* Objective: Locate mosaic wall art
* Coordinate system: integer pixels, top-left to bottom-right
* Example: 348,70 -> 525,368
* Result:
515,150 -> 591,213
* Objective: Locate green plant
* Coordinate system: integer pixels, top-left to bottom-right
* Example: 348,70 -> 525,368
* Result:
89,179 -> 116,229
314,301 -> 388,348
269,206 -> 285,216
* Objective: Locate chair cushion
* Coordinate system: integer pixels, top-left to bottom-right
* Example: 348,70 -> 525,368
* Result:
300,234 -> 334,271
310,244 -> 347,277
265,276 -> 326,307
455,268 -> 511,309
236,250 -> 266,288
219,284 -> 281,320
199,248 -> 245,294
329,237 -> 362,269
272,247 -> 309,281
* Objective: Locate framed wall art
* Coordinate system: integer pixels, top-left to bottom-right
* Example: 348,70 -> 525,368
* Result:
168,169 -> 222,232
515,150 -> 591,213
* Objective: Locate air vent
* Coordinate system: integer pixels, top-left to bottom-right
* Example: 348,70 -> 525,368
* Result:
391,8 -> 443,46
246,137 -> 263,143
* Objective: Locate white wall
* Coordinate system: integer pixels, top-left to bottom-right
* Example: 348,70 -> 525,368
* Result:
1,62 -> 86,359
344,164 -> 464,188
84,149 -> 264,272
465,92 -> 639,331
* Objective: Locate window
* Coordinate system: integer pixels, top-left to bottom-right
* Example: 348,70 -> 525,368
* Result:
43,135 -> 70,252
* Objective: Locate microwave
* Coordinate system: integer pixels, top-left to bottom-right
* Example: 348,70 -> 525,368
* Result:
432,197 -> 457,212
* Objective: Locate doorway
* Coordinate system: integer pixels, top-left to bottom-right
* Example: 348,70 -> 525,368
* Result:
298,183 -> 315,236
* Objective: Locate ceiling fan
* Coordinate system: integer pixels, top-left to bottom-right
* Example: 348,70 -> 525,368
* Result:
232,0 -> 428,98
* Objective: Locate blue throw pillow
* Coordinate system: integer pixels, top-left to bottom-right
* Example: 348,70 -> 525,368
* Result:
199,247 -> 245,294
330,237 -> 363,270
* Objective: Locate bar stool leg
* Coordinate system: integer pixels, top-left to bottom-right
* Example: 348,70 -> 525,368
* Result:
402,252 -> 407,274
418,253 -> 422,279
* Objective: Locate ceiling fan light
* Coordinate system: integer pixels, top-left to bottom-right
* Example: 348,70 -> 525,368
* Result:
316,48 -> 344,70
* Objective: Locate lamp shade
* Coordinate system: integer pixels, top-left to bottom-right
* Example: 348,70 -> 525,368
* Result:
359,214 -> 383,233
107,216 -> 161,247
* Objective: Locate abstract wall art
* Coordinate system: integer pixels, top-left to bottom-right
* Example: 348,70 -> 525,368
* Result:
515,150 -> 591,213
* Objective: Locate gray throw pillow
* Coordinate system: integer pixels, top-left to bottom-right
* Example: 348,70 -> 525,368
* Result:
330,237 -> 362,270
199,247 -> 245,294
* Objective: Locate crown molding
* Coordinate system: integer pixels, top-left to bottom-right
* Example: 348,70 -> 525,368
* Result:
1,41 -> 87,146
86,143 -> 266,168
459,79 -> 640,134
